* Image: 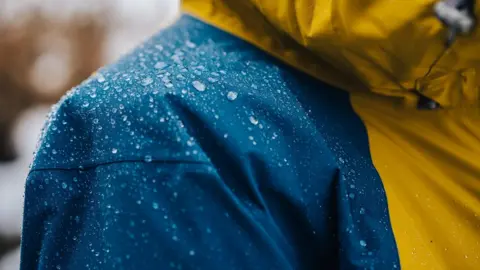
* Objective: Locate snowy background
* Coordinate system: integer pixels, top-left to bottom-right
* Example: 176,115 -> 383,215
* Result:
0,1 -> 179,269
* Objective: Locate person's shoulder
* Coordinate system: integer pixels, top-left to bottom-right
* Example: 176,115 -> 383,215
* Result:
30,41 -> 216,171
29,15 -> 293,172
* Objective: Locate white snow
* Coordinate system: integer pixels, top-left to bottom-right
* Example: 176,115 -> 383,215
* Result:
0,106 -> 50,237
0,247 -> 20,270
0,0 -> 180,268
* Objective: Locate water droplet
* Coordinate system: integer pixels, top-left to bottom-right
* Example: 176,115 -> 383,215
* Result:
171,54 -> 182,63
249,116 -> 259,125
61,183 -> 67,189
96,74 -> 105,83
162,76 -> 171,83
192,81 -> 206,91
152,202 -> 159,210
189,250 -> 195,256
112,148 -> 118,154
177,120 -> 185,128
227,91 -> 238,101
360,207 -> 365,215
160,117 -> 166,123
360,240 -> 367,247
185,40 -> 196,48
144,155 -> 153,163
154,62 -> 167,70
349,193 -> 355,199
155,44 -> 164,51
142,77 -> 154,86
172,235 -> 179,241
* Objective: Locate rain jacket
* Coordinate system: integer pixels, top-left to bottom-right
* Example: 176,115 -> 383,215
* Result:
20,2 -> 479,270
182,0 -> 480,269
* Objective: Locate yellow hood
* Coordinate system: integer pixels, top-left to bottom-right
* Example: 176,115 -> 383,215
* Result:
183,0 -> 480,109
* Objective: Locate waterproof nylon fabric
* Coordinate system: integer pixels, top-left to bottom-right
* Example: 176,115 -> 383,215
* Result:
21,16 -> 399,270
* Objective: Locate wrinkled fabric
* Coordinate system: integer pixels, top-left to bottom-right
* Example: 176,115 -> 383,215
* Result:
21,16 -> 399,270
183,0 -> 480,109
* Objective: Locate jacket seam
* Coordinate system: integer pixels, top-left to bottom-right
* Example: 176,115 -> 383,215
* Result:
29,159 -> 212,175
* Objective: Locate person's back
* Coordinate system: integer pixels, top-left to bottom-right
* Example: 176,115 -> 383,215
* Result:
21,1 -> 480,269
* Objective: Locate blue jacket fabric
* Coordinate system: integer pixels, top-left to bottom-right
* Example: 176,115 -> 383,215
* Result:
21,15 -> 399,270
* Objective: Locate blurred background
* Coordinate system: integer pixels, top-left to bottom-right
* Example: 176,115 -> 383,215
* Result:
0,0 -> 179,268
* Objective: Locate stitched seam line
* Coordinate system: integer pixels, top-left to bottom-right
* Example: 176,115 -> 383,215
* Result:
29,159 -> 211,175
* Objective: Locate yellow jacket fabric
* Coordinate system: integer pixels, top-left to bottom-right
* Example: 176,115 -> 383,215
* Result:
184,0 -> 480,108
183,0 -> 480,269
